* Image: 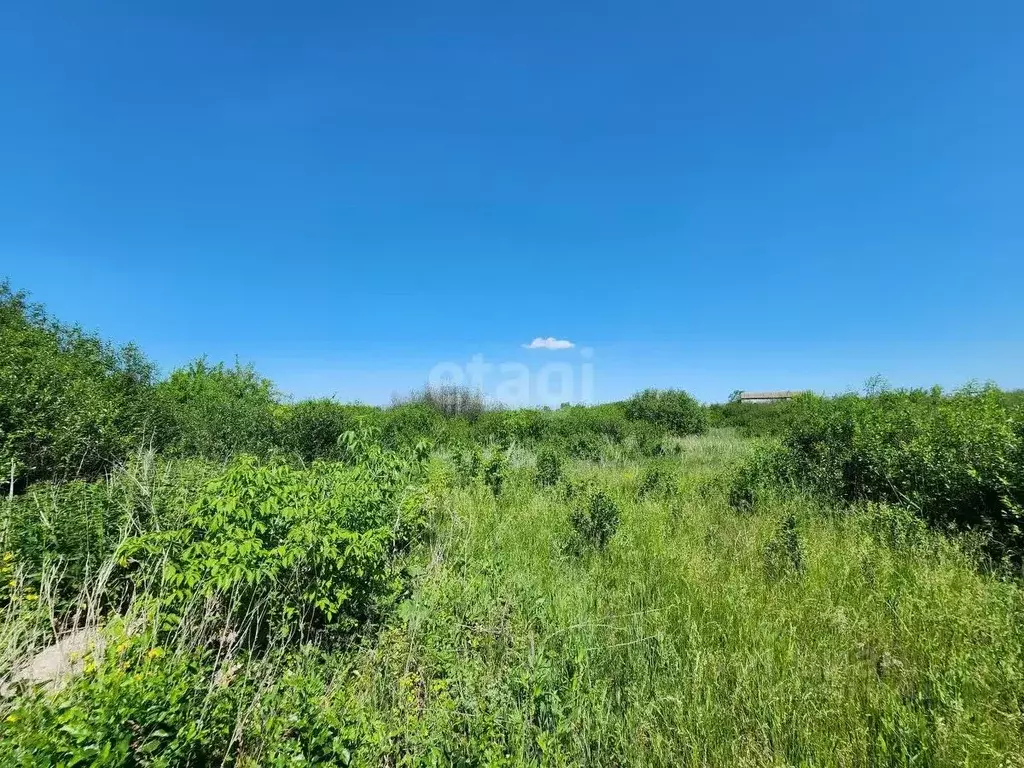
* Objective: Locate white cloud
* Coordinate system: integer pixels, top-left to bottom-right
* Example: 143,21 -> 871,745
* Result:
522,336 -> 575,350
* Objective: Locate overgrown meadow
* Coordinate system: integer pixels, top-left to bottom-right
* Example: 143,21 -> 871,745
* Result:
2,282 -> 1024,766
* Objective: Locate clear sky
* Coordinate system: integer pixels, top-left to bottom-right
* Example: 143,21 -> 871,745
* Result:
2,1 -> 1021,406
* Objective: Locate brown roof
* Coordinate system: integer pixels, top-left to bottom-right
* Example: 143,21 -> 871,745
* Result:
739,390 -> 805,400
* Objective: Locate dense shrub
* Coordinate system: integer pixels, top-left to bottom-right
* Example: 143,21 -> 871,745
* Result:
279,399 -> 379,463
534,446 -> 563,487
0,283 -> 157,487
733,386 -> 1024,551
2,627 -> 236,765
623,389 -> 708,436
121,448 -> 429,641
629,420 -> 668,457
549,403 -> 628,444
567,489 -> 620,554
636,464 -> 675,499
393,384 -> 486,421
763,513 -> 804,580
705,399 -> 792,437
474,408 -> 548,447
154,359 -> 280,460
381,402 -> 444,451
483,451 -> 506,497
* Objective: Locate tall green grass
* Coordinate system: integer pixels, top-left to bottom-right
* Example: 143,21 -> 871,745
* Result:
4,431 -> 1021,766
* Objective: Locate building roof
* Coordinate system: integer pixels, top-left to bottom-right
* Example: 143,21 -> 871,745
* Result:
739,390 -> 805,400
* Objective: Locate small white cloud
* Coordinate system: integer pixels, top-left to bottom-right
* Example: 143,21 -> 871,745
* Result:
523,336 -> 575,350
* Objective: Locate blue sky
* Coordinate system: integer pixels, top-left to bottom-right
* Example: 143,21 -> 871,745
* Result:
2,1 -> 1021,405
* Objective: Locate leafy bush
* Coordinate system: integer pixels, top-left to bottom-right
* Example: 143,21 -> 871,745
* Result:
567,489 -> 620,554
278,399 -> 379,463
763,513 -> 804,580
483,452 -> 506,497
534,447 -> 563,487
549,404 -> 628,445
705,399 -> 792,437
381,402 -> 443,451
121,450 -> 429,641
637,465 -> 675,499
154,358 -> 280,460
0,283 -> 157,487
732,386 -> 1024,552
629,420 -> 668,458
2,629 -> 235,765
474,409 -> 548,447
623,389 -> 708,437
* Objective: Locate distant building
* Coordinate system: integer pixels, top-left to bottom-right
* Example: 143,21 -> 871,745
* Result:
738,390 -> 806,404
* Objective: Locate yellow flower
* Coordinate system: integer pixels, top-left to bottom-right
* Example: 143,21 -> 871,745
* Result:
23,594 -> 38,602
116,643 -> 128,655
146,647 -> 164,660
5,714 -> 18,723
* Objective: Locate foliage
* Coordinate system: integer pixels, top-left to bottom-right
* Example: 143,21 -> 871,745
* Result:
629,420 -> 668,457
380,401 -> 443,452
705,398 -> 792,437
763,512 -> 805,579
567,488 -> 620,554
483,451 -> 506,497
534,447 -> 564,488
0,282 -> 157,487
2,629 -> 235,766
732,386 -> 1024,553
636,464 -> 675,499
393,384 -> 487,421
475,408 -> 548,447
154,358 -> 280,460
278,399 -> 378,463
623,388 -> 708,436
120,450 -> 429,641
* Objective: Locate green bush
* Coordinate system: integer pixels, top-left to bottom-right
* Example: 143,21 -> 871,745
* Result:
121,450 -> 429,641
534,447 -> 563,487
381,402 -> 443,451
483,451 -> 506,497
549,404 -> 628,444
278,399 -> 379,463
636,464 -> 675,499
2,629 -> 235,765
705,399 -> 792,437
623,389 -> 708,437
567,489 -> 620,554
629,420 -> 668,457
0,283 -> 157,487
732,386 -> 1024,552
763,513 -> 805,580
154,359 -> 280,460
474,409 -> 548,447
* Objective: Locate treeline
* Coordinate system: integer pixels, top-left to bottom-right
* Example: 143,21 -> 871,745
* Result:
0,283 -> 709,487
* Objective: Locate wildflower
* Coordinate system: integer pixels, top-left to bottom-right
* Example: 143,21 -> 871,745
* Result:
146,647 -> 164,660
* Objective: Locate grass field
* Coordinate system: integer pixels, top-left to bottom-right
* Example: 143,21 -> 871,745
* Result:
3,428 -> 1022,766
